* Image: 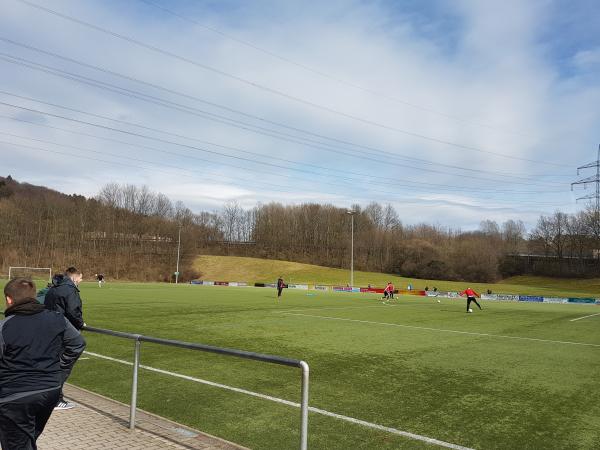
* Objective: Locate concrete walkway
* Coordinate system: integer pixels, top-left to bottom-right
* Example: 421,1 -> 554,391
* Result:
38,384 -> 248,450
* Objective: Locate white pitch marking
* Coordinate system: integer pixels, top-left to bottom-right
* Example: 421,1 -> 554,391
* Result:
570,312 -> 600,322
279,305 -> 397,314
282,313 -> 600,348
83,351 -> 473,450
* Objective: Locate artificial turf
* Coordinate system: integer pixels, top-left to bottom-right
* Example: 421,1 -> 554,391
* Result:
8,280 -> 600,449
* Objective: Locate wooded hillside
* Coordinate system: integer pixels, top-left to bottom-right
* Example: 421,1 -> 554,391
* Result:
1,176 -> 598,282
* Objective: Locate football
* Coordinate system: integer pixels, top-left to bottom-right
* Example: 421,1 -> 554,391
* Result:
468,308 -> 473,313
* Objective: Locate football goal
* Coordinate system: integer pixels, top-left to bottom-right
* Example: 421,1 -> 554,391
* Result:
8,266 -> 53,283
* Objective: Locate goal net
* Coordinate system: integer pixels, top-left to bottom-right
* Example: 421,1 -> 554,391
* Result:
8,266 -> 52,284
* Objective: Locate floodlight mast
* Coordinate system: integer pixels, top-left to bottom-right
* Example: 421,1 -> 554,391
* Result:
175,224 -> 182,284
347,210 -> 356,287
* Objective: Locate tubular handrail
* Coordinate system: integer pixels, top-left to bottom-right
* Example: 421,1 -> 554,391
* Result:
82,325 -> 309,450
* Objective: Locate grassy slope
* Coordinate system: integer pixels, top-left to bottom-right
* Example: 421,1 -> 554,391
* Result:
67,283 -> 600,449
194,255 -> 600,298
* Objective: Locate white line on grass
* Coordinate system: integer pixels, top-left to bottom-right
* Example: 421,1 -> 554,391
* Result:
280,305 -> 397,313
570,312 -> 600,322
83,350 -> 473,450
281,313 -> 600,348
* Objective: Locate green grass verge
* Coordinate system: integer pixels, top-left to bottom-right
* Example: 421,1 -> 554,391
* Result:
16,281 -> 597,449
193,255 -> 600,298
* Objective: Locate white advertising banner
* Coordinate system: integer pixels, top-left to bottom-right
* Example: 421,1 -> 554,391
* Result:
542,297 -> 569,304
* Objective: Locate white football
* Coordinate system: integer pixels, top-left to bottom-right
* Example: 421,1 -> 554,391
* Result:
468,308 -> 473,313
437,300 -> 441,303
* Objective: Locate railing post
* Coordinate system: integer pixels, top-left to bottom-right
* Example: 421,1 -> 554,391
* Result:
299,361 -> 309,450
129,336 -> 141,430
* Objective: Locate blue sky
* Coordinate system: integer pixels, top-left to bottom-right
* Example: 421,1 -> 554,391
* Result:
0,0 -> 599,230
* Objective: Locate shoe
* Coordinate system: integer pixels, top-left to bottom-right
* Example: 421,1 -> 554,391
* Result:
54,400 -> 75,410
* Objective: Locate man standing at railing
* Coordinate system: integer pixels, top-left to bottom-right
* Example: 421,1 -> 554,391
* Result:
44,267 -> 86,410
0,278 -> 85,450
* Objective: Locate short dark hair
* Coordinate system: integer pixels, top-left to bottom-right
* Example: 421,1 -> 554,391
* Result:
65,267 -> 82,276
4,278 -> 37,304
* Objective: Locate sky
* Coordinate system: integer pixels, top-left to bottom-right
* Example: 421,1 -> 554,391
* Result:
0,0 -> 599,230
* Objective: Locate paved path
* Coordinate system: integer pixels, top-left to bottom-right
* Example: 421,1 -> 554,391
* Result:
38,384 -> 248,450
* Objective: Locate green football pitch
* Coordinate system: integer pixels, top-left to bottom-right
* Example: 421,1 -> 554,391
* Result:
12,282 -> 600,449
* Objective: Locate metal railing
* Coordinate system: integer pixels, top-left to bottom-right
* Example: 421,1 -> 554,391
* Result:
82,325 -> 310,450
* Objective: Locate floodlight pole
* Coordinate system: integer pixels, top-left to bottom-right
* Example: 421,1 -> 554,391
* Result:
175,225 -> 181,284
347,210 -> 355,287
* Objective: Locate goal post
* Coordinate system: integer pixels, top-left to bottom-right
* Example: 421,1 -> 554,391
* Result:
8,267 -> 53,283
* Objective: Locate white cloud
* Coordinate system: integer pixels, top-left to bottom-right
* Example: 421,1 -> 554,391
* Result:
572,48 -> 600,69
0,0 -> 598,230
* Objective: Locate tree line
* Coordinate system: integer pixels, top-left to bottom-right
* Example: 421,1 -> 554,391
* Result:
1,176 -> 598,282
0,178 -> 219,281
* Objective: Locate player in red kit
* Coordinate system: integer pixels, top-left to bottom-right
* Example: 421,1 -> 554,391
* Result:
460,287 -> 482,313
382,282 -> 395,303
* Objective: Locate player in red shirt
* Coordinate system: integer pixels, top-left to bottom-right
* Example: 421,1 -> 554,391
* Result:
382,282 -> 395,302
459,287 -> 482,313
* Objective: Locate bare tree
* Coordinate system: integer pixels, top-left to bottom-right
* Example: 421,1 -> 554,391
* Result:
502,219 -> 526,253
479,220 -> 500,236
530,215 -> 554,256
221,200 -> 243,241
97,182 -> 121,208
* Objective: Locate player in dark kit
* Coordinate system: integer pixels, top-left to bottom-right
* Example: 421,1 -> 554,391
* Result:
460,288 -> 482,313
277,277 -> 285,298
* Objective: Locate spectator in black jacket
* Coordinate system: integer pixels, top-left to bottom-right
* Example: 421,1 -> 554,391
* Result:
45,268 -> 84,330
0,278 -> 85,450
44,267 -> 85,409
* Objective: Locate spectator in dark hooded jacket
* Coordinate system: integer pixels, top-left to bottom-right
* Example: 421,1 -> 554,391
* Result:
0,278 -> 85,449
44,267 -> 85,410
44,268 -> 84,330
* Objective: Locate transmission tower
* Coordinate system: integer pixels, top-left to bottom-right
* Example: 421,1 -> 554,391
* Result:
572,144 -> 600,254
572,144 -> 600,208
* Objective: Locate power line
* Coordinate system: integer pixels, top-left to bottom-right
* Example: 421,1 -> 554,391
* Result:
0,129 -> 399,196
0,37 -> 572,181
0,108 -> 561,204
0,96 -> 567,196
0,122 -> 571,211
0,42 -> 568,180
12,0 -> 567,168
138,0 -> 536,139
0,114 -> 566,200
0,55 -> 566,188
1,138 -> 565,210
0,138 -> 360,197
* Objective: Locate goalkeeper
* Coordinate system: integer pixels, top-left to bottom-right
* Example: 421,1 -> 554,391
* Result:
459,287 -> 482,313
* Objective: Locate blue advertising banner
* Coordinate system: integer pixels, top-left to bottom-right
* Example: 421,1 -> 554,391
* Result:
519,295 -> 544,302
